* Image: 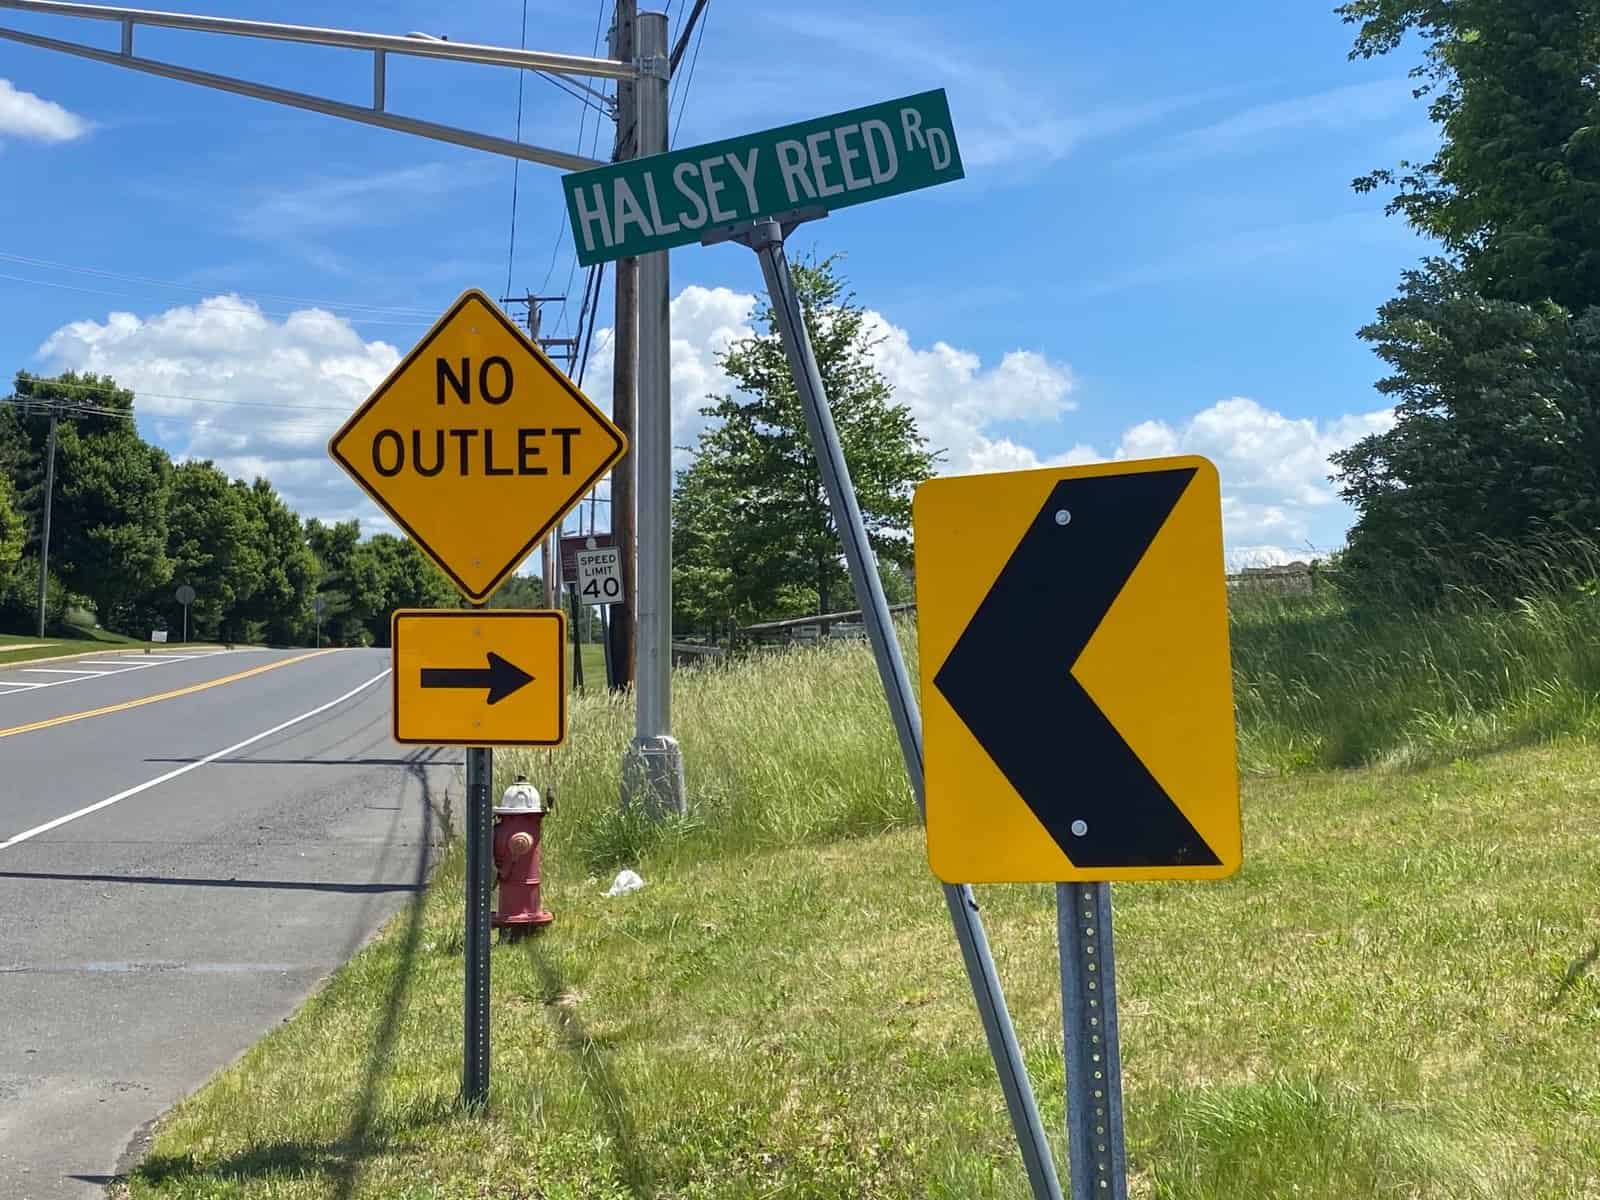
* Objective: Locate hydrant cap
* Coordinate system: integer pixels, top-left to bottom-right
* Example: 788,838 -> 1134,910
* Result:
495,779 -> 542,814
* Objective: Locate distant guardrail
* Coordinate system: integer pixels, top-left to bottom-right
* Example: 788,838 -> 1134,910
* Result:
1226,562 -> 1337,595
737,604 -> 916,646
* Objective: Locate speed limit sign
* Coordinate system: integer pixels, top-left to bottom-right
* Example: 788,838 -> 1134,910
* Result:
575,546 -> 624,606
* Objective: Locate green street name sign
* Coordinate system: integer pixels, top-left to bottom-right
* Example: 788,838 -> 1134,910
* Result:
563,89 -> 963,266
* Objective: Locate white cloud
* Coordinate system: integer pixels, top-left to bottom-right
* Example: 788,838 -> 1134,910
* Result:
34,289 -> 1389,559
580,284 -> 757,466
38,295 -> 400,531
0,78 -> 89,144
981,396 -> 1394,556
580,285 -> 1077,477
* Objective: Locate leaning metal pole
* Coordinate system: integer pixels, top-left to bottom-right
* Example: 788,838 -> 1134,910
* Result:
736,217 -> 1064,1200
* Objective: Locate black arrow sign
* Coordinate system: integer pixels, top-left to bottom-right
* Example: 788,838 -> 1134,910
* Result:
934,467 -> 1221,869
420,652 -> 534,705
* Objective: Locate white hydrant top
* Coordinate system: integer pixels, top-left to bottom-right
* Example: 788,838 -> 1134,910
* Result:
495,778 -> 543,815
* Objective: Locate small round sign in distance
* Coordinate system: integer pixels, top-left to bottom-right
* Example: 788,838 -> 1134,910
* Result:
176,584 -> 196,605
313,596 -> 327,614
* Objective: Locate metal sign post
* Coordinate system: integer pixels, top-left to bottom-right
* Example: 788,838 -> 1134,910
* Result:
326,289 -> 597,1113
1058,882 -> 1128,1199
712,214 -> 1063,1200
569,588 -> 585,691
463,735 -> 493,1109
175,585 -> 194,644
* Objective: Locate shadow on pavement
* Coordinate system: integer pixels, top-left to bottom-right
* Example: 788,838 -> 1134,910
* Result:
0,870 -> 420,894
117,749 -> 446,1199
142,756 -> 465,767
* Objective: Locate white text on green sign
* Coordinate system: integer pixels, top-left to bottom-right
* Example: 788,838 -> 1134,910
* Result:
562,89 -> 962,266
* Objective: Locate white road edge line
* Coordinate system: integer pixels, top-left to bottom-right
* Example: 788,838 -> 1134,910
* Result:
0,659 -> 187,694
0,668 -> 392,854
20,668 -> 114,676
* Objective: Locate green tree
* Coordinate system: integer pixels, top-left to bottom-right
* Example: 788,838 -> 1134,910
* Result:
3,372 -> 171,630
0,470 -> 22,577
1340,0 -> 1600,310
1334,1 -> 1600,586
234,479 -> 319,645
1332,263 -> 1600,593
0,470 -> 44,634
360,533 -> 454,645
160,460 -> 264,641
307,518 -> 380,646
488,572 -> 547,609
672,256 -> 938,632
306,520 -> 452,646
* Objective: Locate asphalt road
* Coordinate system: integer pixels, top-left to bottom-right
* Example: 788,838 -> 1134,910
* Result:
0,647 -> 459,1198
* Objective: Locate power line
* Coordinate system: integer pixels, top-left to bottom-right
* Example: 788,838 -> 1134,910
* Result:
575,262 -> 607,386
0,250 -> 438,317
6,375 -> 354,415
503,0 -> 530,301
535,69 -> 608,114
669,0 -> 709,75
539,0 -> 609,300
672,0 -> 709,147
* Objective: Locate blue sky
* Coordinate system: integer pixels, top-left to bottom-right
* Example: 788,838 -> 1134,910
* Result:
0,0 -> 1436,563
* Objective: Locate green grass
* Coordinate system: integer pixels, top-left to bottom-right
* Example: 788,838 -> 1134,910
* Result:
118,594 -> 1600,1200
570,641 -> 608,692
0,626 -> 161,665
1231,580 -> 1600,773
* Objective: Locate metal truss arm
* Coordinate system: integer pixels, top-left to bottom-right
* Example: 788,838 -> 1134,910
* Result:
0,0 -> 634,77
0,0 -> 629,169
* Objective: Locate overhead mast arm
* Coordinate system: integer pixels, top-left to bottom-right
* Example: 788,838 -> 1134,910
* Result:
0,0 -> 635,170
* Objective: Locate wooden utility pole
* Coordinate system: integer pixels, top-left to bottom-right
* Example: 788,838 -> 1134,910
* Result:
607,0 -> 638,691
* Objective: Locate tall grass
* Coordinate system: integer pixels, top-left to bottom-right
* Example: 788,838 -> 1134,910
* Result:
509,548 -> 1600,871
1233,561 -> 1600,774
503,637 -> 920,872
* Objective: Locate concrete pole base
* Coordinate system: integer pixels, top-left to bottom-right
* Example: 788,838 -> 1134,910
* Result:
622,734 -> 687,819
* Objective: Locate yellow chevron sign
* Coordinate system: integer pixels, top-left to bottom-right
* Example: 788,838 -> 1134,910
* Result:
914,455 -> 1241,883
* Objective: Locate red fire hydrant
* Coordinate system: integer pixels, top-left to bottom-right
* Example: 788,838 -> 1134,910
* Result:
492,775 -> 553,938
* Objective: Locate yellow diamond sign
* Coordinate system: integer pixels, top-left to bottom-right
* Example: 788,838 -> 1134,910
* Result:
329,289 -> 625,603
914,455 -> 1241,884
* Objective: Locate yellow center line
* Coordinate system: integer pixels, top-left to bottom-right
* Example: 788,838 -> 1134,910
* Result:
0,649 -> 344,740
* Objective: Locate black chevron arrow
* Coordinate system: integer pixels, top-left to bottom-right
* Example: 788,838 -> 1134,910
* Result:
420,652 -> 534,705
933,467 -> 1221,869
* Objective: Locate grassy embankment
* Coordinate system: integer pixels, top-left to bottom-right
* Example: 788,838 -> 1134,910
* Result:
120,580 -> 1600,1199
0,626 -> 162,665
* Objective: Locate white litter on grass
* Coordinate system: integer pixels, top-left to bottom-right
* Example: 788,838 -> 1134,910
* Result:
605,869 -> 644,897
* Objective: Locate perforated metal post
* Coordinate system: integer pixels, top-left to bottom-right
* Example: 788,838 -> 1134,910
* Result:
462,742 -> 493,1108
1058,882 -> 1128,1199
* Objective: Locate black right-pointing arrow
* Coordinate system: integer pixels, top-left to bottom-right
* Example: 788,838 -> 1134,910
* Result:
934,468 -> 1220,868
421,652 -> 534,705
